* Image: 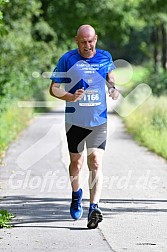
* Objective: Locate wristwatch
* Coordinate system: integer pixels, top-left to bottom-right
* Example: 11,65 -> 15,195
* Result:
108,86 -> 115,93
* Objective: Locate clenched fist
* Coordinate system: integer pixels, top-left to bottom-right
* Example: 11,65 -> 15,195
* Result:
108,87 -> 119,100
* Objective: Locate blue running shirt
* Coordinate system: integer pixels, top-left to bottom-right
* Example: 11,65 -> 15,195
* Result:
50,49 -> 115,127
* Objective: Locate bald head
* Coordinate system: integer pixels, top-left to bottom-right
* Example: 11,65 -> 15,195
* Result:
77,25 -> 96,37
75,24 -> 97,58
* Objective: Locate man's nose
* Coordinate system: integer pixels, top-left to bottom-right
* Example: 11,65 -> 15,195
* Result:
84,41 -> 90,47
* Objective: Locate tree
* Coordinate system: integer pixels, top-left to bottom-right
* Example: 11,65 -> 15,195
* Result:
138,0 -> 167,72
0,0 -> 57,110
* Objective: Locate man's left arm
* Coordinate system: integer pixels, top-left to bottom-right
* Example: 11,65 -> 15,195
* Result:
106,71 -> 119,100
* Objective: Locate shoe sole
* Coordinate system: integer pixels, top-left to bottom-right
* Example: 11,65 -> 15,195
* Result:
87,209 -> 103,229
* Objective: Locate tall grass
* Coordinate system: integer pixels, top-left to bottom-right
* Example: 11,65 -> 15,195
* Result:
123,95 -> 167,159
118,65 -> 167,160
0,101 -> 33,162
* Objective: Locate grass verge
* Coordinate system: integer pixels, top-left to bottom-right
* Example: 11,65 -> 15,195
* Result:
0,101 -> 33,163
123,95 -> 167,160
117,65 -> 167,160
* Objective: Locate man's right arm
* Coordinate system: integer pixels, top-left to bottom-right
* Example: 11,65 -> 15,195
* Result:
49,81 -> 85,102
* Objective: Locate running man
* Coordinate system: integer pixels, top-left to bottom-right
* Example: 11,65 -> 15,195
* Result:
50,24 -> 119,229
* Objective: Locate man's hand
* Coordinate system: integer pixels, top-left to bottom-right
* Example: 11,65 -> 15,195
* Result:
50,82 -> 85,102
107,71 -> 119,100
72,88 -> 85,102
108,87 -> 119,100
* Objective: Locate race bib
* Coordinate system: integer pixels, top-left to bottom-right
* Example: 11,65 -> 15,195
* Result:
79,89 -> 101,107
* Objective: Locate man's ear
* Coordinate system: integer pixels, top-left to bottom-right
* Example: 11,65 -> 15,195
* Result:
95,34 -> 98,42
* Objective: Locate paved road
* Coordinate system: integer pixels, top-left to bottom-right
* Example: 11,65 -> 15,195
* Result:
0,102 -> 167,252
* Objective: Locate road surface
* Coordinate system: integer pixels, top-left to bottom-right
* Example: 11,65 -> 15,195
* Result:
0,102 -> 167,251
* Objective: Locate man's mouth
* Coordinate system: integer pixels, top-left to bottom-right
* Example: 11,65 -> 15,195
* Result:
84,48 -> 91,52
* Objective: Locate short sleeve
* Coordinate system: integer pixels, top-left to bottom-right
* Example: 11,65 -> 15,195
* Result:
107,52 -> 116,72
50,56 -> 68,83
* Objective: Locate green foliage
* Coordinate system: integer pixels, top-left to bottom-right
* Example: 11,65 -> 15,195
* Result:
0,209 -> 14,228
45,0 -> 141,46
0,0 -> 9,35
120,65 -> 167,97
123,96 -> 167,159
0,0 -> 58,159
138,0 -> 167,24
0,0 -> 58,112
119,66 -> 167,159
147,71 -> 167,96
0,102 -> 33,161
138,0 -> 167,72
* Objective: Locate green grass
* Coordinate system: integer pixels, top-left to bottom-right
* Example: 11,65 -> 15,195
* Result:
116,65 -> 167,160
0,101 -> 33,163
123,95 -> 167,160
0,90 -> 53,163
0,209 -> 14,228
114,65 -> 150,91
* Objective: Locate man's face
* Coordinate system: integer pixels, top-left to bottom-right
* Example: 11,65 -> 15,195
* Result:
75,32 -> 97,58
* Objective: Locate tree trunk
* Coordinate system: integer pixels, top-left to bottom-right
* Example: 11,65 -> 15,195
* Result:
161,24 -> 167,71
152,26 -> 161,73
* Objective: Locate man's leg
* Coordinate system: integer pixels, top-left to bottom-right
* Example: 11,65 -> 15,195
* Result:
87,148 -> 104,228
69,152 -> 84,192
68,152 -> 84,220
86,123 -> 107,206
87,148 -> 104,205
66,123 -> 89,220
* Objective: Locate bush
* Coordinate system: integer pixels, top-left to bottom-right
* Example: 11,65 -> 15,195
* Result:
148,71 -> 167,96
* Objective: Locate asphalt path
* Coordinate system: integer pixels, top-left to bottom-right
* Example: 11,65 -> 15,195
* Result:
0,101 -> 167,252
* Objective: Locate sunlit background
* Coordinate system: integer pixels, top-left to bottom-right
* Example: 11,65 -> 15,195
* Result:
0,0 -> 167,162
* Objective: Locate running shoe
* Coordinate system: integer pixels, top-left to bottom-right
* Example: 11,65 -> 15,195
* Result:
70,188 -> 83,220
87,204 -> 103,229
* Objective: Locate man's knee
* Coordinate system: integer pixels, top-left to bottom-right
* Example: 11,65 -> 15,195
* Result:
87,149 -> 104,170
70,153 -> 84,171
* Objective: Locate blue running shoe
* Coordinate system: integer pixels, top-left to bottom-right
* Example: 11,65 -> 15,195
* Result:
70,188 -> 83,220
87,204 -> 103,229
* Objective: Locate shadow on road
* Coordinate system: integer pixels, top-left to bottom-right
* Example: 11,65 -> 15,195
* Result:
1,196 -> 167,229
0,195 -> 90,230
100,198 -> 167,216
